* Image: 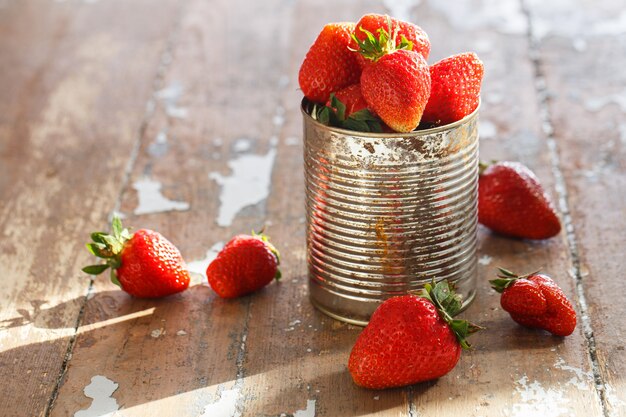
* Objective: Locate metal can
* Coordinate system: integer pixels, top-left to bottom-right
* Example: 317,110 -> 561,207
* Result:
303,100 -> 479,325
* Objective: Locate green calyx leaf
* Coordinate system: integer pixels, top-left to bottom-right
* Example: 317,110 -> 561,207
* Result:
314,94 -> 383,133
420,279 -> 482,350
351,15 -> 413,62
489,267 -> 542,293
82,214 -> 132,278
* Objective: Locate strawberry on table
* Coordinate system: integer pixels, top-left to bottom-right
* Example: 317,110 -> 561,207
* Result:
348,280 -> 480,389
82,216 -> 190,298
299,22 -> 361,104
422,52 -> 484,126
206,232 -> 280,298
354,19 -> 431,133
490,268 -> 577,337
478,161 -> 561,240
354,13 -> 430,63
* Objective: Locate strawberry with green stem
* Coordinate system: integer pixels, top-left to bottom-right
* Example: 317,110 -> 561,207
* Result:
313,85 -> 382,133
352,17 -> 431,133
83,216 -> 190,298
490,268 -> 576,337
348,280 -> 481,389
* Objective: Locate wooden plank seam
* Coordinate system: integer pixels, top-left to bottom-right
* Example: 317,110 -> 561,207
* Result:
520,1 -> 610,416
41,2 -> 190,414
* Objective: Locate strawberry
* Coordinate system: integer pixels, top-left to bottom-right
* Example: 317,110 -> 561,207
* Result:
353,21 -> 430,133
478,161 -> 561,239
490,268 -> 577,337
422,52 -> 484,126
313,84 -> 383,133
206,233 -> 280,298
299,22 -> 361,103
354,13 -> 430,66
82,216 -> 190,298
326,84 -> 368,117
348,280 -> 480,389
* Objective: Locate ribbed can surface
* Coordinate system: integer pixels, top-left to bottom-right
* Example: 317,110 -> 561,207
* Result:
303,100 -> 479,325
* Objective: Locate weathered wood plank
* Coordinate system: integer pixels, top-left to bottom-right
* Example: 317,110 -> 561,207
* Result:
46,0 -> 610,416
0,0 -> 182,416
526,0 -> 626,415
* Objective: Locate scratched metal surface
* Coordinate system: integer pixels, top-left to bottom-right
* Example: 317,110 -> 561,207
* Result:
0,0 -> 624,416
304,102 -> 479,325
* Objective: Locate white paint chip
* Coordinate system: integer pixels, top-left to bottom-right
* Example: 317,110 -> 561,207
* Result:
293,399 -> 316,417
148,129 -> 168,157
133,177 -> 190,215
156,81 -> 188,119
285,136 -> 300,146
200,387 -> 241,417
209,144 -> 277,227
74,376 -> 119,417
176,330 -> 187,336
507,375 -> 569,417
151,328 -> 165,338
233,138 -> 252,153
478,255 -> 493,266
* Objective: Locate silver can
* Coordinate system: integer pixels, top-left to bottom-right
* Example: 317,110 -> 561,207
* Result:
303,100 -> 479,325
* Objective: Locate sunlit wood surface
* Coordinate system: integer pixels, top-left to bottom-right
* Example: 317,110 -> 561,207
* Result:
1,0 -> 624,416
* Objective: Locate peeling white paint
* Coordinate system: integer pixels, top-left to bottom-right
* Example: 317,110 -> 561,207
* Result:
148,129 -> 168,157
199,387 -> 241,417
209,144 -> 277,227
285,136 -> 300,146
233,138 -> 252,153
605,383 -> 626,415
133,177 -> 190,215
478,255 -> 493,266
479,120 -> 497,140
187,241 -> 225,276
74,375 -> 119,417
156,81 -> 188,119
176,330 -> 187,336
554,358 -> 593,391
585,90 -> 626,113
293,399 -> 316,417
506,375 -> 568,417
150,328 -> 165,338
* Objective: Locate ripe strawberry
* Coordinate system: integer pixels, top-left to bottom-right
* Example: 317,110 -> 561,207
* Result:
82,216 -> 190,298
422,52 -> 484,126
299,22 -> 361,103
326,84 -> 367,117
354,13 -> 430,66
478,161 -> 561,239
349,280 -> 480,389
353,17 -> 430,132
206,233 -> 280,298
490,268 -> 577,336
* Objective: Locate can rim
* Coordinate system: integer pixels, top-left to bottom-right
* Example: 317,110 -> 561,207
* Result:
301,98 -> 480,138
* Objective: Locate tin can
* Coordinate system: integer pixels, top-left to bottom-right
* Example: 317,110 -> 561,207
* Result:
303,100 -> 479,326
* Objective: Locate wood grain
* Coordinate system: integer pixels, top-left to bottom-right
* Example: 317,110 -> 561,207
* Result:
1,0 -> 621,416
0,0 -> 182,416
526,0 -> 626,415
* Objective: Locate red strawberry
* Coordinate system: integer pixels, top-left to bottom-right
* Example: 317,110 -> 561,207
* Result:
354,13 -> 430,66
359,48 -> 430,132
422,52 -> 484,126
348,280 -> 480,389
490,268 -> 577,337
299,22 -> 361,103
325,84 -> 368,117
206,233 -> 280,298
83,216 -> 190,298
478,161 -> 561,239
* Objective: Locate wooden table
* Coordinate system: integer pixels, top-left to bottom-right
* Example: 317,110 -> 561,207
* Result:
1,0 -> 625,416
